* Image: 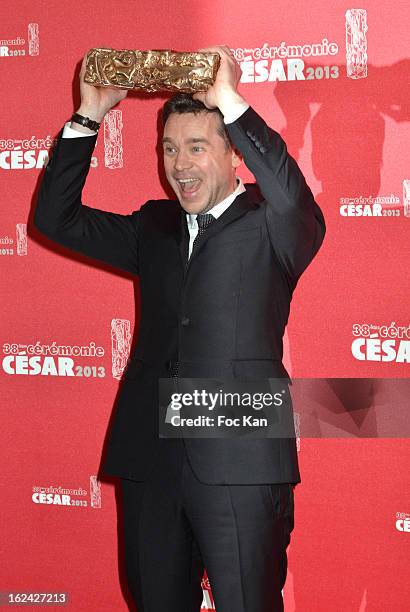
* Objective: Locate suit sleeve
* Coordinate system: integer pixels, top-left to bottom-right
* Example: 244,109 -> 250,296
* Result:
33,129 -> 140,275
225,106 -> 326,282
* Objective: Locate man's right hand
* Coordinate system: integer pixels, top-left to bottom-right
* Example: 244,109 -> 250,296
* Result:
71,53 -> 128,133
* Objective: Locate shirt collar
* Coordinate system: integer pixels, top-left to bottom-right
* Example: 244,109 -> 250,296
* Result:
186,177 -> 246,228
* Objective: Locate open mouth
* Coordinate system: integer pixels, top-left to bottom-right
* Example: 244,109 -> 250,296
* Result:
176,178 -> 202,196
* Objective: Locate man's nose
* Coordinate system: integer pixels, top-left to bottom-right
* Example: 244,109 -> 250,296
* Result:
174,150 -> 192,171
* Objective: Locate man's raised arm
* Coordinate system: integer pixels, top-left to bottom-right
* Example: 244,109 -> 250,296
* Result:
225,105 -> 326,282
34,54 -> 140,276
193,45 -> 326,283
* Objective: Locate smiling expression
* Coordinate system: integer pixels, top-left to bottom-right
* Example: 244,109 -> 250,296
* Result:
162,111 -> 242,214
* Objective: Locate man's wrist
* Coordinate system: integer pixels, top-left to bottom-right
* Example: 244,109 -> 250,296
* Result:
62,122 -> 97,138
75,105 -> 106,123
218,91 -> 249,125
68,121 -> 97,135
70,105 -> 106,133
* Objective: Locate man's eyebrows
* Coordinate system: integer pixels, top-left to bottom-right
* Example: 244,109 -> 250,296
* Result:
188,137 -> 210,144
161,137 -> 211,144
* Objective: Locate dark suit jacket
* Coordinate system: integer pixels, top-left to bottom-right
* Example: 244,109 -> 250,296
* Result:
34,106 -> 326,484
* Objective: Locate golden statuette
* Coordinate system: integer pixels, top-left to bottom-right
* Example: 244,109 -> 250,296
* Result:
84,48 -> 220,93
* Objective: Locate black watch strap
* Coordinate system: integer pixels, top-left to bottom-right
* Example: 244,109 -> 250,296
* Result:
71,113 -> 101,132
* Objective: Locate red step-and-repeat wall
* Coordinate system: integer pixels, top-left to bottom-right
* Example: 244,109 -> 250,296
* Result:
1,1 -> 409,610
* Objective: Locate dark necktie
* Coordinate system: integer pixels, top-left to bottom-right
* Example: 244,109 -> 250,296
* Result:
191,213 -> 215,257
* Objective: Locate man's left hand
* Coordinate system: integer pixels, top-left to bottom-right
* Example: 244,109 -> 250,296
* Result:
192,45 -> 247,115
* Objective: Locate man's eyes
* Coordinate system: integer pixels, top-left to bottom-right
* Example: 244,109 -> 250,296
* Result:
164,146 -> 204,154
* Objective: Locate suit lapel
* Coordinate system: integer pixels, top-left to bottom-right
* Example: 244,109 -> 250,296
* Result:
180,185 -> 261,273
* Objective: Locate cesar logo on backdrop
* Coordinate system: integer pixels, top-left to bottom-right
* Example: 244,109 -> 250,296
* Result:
339,181 -> 410,218
395,513 -> 410,532
0,137 -> 51,170
231,38 -> 340,84
1,319 -> 135,380
0,23 -> 39,58
1,339 -> 106,378
230,9 -> 368,84
339,193 -> 401,217
0,223 -> 27,257
0,135 -> 94,171
351,323 -> 410,363
0,109 -> 123,171
32,476 -> 102,509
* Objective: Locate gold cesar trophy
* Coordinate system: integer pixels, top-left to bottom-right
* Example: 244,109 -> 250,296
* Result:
84,48 -> 221,93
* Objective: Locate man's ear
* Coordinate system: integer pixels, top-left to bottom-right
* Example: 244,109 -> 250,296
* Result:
231,146 -> 243,169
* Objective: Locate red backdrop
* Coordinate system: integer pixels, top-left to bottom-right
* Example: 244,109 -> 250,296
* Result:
1,1 -> 409,610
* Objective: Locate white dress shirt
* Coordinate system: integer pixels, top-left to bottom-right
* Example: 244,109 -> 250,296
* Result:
186,178 -> 246,258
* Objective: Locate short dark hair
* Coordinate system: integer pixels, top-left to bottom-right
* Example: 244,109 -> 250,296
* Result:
162,93 -> 232,150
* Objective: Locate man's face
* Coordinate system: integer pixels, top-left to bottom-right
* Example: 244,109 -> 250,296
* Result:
162,111 -> 241,214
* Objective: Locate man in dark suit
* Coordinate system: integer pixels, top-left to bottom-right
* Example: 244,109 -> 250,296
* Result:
34,45 -> 325,611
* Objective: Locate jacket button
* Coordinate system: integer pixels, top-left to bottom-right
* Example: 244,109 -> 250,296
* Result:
181,317 -> 190,326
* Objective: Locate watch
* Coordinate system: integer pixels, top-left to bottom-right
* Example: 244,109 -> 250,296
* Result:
70,113 -> 101,132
